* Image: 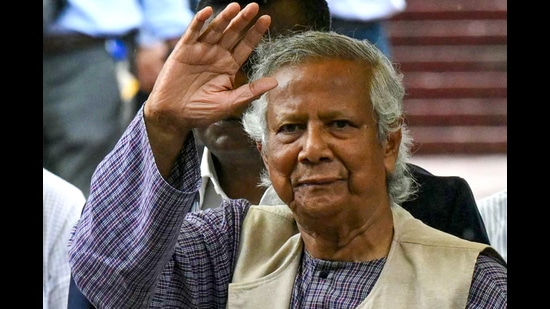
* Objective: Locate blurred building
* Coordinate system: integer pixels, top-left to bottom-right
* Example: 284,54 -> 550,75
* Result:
387,0 -> 507,155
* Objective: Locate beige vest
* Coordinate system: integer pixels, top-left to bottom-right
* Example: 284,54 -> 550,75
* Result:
227,204 -> 505,308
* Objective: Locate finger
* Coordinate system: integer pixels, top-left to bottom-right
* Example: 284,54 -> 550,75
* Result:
218,3 -> 261,50
227,77 -> 278,113
232,15 -> 271,66
197,3 -> 242,45
247,77 -> 278,99
181,6 -> 215,43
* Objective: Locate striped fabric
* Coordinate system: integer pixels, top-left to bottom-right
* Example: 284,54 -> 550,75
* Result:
477,189 -> 507,262
43,168 -> 86,309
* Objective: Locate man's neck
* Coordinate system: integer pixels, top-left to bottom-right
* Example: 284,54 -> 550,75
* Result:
297,205 -> 394,262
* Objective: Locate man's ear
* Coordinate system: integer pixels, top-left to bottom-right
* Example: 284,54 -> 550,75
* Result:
256,142 -> 262,153
383,128 -> 402,174
257,142 -> 269,167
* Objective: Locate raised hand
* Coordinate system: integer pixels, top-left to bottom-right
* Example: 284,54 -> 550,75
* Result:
143,2 -> 278,177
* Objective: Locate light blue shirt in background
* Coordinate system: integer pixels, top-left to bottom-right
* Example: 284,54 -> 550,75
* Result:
48,0 -> 194,46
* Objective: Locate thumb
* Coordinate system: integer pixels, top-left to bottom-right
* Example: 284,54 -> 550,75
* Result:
248,77 -> 278,99
230,77 -> 278,108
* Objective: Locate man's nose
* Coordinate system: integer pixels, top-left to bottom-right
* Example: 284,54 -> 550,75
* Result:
298,125 -> 332,163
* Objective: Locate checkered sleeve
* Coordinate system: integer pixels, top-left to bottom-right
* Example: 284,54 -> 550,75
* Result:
68,107 -> 202,308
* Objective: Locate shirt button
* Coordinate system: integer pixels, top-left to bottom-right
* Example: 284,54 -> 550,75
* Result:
319,270 -> 329,279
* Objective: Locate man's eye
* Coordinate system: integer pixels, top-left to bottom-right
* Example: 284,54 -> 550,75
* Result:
279,123 -> 303,133
331,120 -> 352,129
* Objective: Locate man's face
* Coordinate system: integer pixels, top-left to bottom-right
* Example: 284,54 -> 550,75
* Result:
193,1 -> 315,160
261,59 -> 401,221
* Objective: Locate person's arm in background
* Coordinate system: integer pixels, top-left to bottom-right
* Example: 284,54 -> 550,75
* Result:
43,168 -> 86,309
135,0 -> 195,94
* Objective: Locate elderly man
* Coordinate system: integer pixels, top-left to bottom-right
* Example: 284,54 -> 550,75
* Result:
68,3 -> 506,308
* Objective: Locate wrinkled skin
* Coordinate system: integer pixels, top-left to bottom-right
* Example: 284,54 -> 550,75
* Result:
260,59 -> 401,261
144,3 -> 277,176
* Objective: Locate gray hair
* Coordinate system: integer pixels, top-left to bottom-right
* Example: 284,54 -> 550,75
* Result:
242,31 -> 417,205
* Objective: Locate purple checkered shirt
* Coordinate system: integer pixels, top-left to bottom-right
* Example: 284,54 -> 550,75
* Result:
68,108 -> 507,308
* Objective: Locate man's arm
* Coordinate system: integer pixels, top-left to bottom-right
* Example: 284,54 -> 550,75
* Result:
68,109 -> 201,308
68,4 -> 277,307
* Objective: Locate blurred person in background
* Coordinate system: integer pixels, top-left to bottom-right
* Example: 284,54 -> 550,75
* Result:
477,189 -> 507,262
43,168 -> 86,309
43,0 -> 194,197
134,0 -> 201,111
326,0 -> 406,57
